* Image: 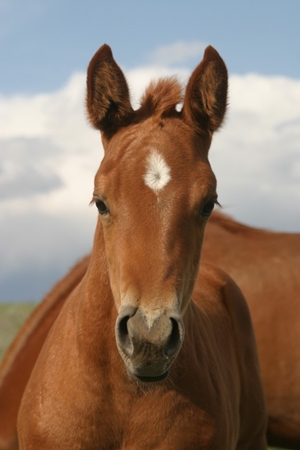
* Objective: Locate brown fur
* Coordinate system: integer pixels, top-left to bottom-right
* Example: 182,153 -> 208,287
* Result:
139,77 -> 183,119
0,256 -> 89,450
86,44 -> 134,138
183,46 -> 228,134
4,45 -> 267,449
204,212 -> 300,449
2,211 -> 300,448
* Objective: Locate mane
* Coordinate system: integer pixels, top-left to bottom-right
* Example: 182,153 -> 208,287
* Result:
139,77 -> 183,118
210,210 -> 269,235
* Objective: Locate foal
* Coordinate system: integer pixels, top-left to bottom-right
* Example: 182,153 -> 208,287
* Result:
17,44 -> 267,449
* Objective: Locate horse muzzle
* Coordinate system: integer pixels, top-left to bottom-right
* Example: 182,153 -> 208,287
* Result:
115,305 -> 184,382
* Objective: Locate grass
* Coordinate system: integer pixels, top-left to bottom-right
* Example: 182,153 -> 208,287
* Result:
0,303 -> 290,449
0,302 -> 36,362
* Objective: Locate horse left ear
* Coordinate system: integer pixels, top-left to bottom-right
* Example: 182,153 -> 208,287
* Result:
86,44 -> 134,140
182,46 -> 228,136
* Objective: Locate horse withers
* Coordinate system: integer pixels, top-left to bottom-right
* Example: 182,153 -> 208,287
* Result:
16,45 -> 267,449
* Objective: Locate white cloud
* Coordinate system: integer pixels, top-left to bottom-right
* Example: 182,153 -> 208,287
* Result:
210,74 -> 300,231
1,49 -> 300,300
0,138 -> 63,200
147,40 -> 207,66
0,73 -> 101,297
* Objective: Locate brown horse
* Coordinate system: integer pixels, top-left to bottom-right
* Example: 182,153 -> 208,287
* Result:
2,214 -> 299,449
15,44 -> 267,449
1,213 -> 300,449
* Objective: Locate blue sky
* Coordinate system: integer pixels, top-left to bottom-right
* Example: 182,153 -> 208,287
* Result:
1,0 -> 299,95
1,0 -> 300,301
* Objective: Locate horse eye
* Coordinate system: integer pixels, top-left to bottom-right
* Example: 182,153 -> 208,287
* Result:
200,200 -> 215,217
95,200 -> 109,215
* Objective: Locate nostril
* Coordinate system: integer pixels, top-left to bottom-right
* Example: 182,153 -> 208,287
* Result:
119,315 -> 129,338
165,318 -> 181,358
117,315 -> 133,356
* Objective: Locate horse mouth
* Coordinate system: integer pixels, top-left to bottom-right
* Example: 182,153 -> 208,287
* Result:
134,369 -> 170,383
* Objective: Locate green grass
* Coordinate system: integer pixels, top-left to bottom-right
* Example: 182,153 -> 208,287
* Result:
0,302 -> 36,362
0,303 -> 290,449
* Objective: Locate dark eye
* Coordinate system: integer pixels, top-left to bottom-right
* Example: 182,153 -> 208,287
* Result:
95,200 -> 109,216
200,200 -> 215,217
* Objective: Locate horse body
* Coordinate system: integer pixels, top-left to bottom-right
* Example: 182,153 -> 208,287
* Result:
202,213 -> 300,448
15,44 -> 266,449
18,259 -> 262,450
1,212 -> 299,449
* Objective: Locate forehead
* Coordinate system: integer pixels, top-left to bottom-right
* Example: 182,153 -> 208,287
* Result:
95,118 -> 215,197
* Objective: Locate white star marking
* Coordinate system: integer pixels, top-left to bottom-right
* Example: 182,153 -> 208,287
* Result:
143,150 -> 171,193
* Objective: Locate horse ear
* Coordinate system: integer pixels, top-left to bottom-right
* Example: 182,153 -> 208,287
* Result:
182,46 -> 228,136
86,44 -> 134,139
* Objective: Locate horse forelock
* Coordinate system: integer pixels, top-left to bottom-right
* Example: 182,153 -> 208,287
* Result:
139,77 -> 183,118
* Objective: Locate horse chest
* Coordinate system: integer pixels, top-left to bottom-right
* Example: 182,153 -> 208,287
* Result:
87,384 -> 239,450
120,404 -> 230,449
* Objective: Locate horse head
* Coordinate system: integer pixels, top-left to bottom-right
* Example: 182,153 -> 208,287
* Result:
86,44 -> 228,382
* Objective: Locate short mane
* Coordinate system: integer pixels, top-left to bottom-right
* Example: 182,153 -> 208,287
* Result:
139,77 -> 183,118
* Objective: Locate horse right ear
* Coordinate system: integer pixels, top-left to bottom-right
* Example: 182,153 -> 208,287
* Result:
86,44 -> 134,140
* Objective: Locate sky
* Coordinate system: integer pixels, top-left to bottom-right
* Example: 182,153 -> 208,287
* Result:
1,0 -> 300,302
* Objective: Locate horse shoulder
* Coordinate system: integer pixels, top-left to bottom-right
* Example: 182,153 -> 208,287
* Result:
193,263 -> 268,449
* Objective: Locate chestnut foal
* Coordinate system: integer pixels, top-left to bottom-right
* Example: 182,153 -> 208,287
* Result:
17,45 -> 267,449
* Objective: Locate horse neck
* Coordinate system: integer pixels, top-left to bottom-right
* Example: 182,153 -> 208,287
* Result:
73,220 -> 117,357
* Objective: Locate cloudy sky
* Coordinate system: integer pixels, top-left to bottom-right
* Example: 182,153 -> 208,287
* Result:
1,0 -> 300,302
